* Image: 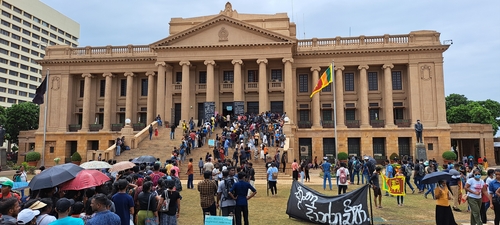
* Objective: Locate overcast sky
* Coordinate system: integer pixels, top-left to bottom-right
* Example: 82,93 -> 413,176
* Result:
41,0 -> 499,104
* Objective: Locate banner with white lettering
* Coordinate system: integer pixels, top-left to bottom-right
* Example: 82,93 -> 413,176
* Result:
286,181 -> 370,225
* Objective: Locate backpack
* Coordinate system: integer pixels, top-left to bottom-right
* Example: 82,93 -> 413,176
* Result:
418,164 -> 425,177
404,164 -> 413,177
150,173 -> 162,186
222,178 -> 236,201
272,171 -> 278,180
159,190 -> 170,212
339,168 -> 347,184
354,160 -> 361,171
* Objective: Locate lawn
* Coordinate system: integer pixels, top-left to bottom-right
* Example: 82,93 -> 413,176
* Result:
177,183 -> 495,225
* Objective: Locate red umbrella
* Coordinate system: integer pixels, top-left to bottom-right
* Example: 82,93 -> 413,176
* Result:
59,170 -> 110,191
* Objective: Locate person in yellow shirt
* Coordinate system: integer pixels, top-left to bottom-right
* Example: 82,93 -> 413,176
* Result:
435,180 -> 457,225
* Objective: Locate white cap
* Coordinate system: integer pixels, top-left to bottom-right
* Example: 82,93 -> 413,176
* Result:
17,209 -> 40,224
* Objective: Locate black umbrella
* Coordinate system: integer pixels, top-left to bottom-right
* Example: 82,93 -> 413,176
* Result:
131,155 -> 156,164
421,171 -> 453,184
29,163 -> 84,190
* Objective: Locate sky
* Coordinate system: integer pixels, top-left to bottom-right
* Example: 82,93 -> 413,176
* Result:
40,0 -> 500,104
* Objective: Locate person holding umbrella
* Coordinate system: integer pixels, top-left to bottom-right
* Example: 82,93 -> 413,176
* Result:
435,180 -> 457,225
465,169 -> 490,225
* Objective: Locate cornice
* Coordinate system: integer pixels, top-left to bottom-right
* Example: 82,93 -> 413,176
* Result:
294,46 -> 450,56
154,42 -> 293,50
38,57 -> 157,65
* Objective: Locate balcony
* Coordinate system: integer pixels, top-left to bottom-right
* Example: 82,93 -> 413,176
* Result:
244,82 -> 259,93
111,123 -> 124,131
370,120 -> 385,128
268,81 -> 284,92
345,120 -> 360,128
220,82 -> 233,93
172,83 -> 182,94
395,119 -> 412,127
322,120 -> 335,128
89,124 -> 103,132
68,124 -> 81,132
195,83 -> 207,94
298,121 -> 312,128
133,123 -> 146,131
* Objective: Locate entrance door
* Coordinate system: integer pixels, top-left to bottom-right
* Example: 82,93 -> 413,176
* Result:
174,103 -> 181,126
271,101 -> 283,114
299,138 -> 312,161
198,102 -> 205,126
222,102 -> 233,118
247,102 -> 259,115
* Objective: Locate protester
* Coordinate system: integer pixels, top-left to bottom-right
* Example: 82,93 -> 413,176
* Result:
489,168 -> 500,225
111,179 -> 134,225
49,198 -> 84,225
435,180 -> 458,225
449,164 -> 462,212
424,163 -> 436,199
186,158 -> 194,189
87,193 -> 121,225
370,167 -> 382,208
321,159 -> 332,190
336,162 -> 349,195
402,160 -> 415,194
35,198 -> 57,225
158,179 -> 181,225
229,172 -> 257,225
217,169 -> 237,218
384,160 -> 393,196
267,163 -> 278,196
0,197 -> 20,224
291,159 -> 299,181
395,168 -> 405,206
17,208 -> 39,225
197,171 -> 218,221
465,169 -> 489,225
137,181 -> 158,225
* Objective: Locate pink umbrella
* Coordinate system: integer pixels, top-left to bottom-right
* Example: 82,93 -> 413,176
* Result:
59,170 -> 110,191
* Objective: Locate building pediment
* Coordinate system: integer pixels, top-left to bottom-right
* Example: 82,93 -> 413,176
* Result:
150,15 -> 296,49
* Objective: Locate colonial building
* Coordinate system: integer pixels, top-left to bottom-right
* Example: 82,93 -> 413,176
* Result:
31,2 -> 494,166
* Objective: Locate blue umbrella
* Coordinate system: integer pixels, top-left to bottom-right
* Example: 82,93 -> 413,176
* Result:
421,171 -> 452,184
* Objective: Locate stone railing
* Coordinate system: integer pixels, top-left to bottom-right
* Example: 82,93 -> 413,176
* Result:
44,45 -> 156,59
101,121 -> 158,160
172,83 -> 182,94
196,84 -> 207,93
244,82 -> 258,92
220,82 -> 233,93
395,119 -> 412,127
297,31 -> 443,51
268,81 -> 283,92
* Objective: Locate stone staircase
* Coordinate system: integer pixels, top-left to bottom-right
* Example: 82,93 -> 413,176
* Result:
114,126 -> 292,181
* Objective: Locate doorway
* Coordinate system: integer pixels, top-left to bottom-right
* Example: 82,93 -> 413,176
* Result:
198,102 -> 205,126
222,102 -> 233,118
174,103 -> 181,127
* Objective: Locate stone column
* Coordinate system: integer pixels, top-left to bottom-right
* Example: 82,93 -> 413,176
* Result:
434,61 -> 448,127
102,73 -> 113,131
80,73 -> 93,132
124,72 -> 135,123
383,64 -> 395,128
180,61 -> 191,123
155,62 -> 166,118
257,59 -> 268,113
283,58 -> 294,123
146,71 -> 155,124
408,63 -> 421,127
358,65 -> 370,128
334,66 -> 346,128
232,59 -> 244,102
204,60 -> 216,102
164,65 -> 173,126
310,66 -> 321,128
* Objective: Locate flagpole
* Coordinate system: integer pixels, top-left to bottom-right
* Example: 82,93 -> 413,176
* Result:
332,60 -> 338,163
41,69 -> 49,166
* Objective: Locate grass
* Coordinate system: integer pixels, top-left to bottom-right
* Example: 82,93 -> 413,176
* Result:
177,183 -> 495,225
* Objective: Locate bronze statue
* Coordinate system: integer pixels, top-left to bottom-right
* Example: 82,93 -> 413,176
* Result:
415,120 -> 423,143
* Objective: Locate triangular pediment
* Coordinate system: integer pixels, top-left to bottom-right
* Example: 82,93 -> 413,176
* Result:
150,15 -> 295,49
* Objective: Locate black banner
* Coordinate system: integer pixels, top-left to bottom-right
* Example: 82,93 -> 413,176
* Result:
233,101 -> 244,115
286,181 -> 370,225
204,102 -> 215,124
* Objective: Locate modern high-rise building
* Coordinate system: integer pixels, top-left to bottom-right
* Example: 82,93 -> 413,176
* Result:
0,0 -> 79,107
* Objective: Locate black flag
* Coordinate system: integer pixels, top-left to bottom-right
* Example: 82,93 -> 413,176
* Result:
286,181 -> 371,225
32,77 -> 47,105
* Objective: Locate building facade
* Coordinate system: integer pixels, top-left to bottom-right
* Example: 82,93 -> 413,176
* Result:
0,0 -> 79,107
33,3 -> 494,166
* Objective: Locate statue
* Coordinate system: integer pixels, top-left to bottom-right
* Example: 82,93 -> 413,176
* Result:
415,120 -> 423,143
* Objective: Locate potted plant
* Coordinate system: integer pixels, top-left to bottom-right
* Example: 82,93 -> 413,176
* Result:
26,151 -> 41,167
71,152 -> 82,165
442,151 -> 457,165
389,153 -> 399,163
337,152 -> 348,163
54,157 -> 61,165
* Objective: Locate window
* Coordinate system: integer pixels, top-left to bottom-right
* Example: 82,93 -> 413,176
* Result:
29,84 -> 36,89
13,7 -> 21,14
42,21 -> 48,27
0,68 -> 5,74
10,43 -> 19,49
198,71 -> 206,84
22,38 -> 30,44
9,70 -> 17,76
57,37 -> 63,42
21,56 -> 29,61
323,138 -> 336,157
0,97 -> 5,102
344,73 -> 354,91
19,91 -> 27,97
2,2 -> 11,8
10,61 -> 18,67
392,71 -> 402,90
23,12 -> 32,19
141,78 -> 148,96
0,29 -> 9,36
32,33 -> 39,40
322,83 -> 332,92
41,37 -> 48,43
1,20 -> 10,27
298,74 -> 308,93
19,82 -> 27,87
31,50 -> 38,57
394,108 -> 404,120
322,109 -> 333,121
373,138 -> 386,157
120,79 -> 126,96
11,34 -> 19,40
29,76 -> 37,81
0,87 -> 5,92
270,69 -> 282,81
31,42 -> 38,47
49,41 -> 55,45
223,71 -> 234,82
23,20 -> 31,27
398,138 -> 411,157
0,77 -> 5,82
368,72 -> 378,90
49,33 -> 56,39
30,67 -> 37,73
22,29 -> 30,36
428,143 -> 434,150
0,38 -> 7,45
41,29 -> 48,35
1,11 -> 11,18
33,17 -> 40,23
8,79 -> 17,85
65,33 -> 71,38
19,73 -> 27,79
20,64 -> 28,70
299,110 -> 310,121
11,25 -> 20,31
0,57 -> 6,64
32,25 -> 40,31
21,47 -> 29,53
345,109 -> 356,120
79,80 -> 84,97
8,89 -> 17,94
175,72 -> 182,83
369,108 -> 379,120
28,93 -> 34,98
7,98 -> 15,103
0,48 -> 6,54
58,29 -> 64,35
50,25 -> 57,31
247,70 -> 258,82
348,138 -> 361,156
12,16 -> 20,23
99,79 -> 105,97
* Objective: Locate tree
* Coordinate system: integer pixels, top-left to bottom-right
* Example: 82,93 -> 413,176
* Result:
0,106 -> 6,126
4,102 -> 39,144
446,94 -> 500,135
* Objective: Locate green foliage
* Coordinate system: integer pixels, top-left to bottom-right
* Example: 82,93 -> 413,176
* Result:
446,94 -> 499,135
337,152 -> 348,160
25,151 -> 41,162
442,151 -> 457,160
389,153 -> 399,160
71,151 -> 82,161
4,102 -> 39,144
0,106 -> 6,126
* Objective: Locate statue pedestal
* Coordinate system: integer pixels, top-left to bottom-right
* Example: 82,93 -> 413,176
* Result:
415,143 -> 427,161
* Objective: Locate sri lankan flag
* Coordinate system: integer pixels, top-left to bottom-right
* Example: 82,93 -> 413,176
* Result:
310,64 -> 333,98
